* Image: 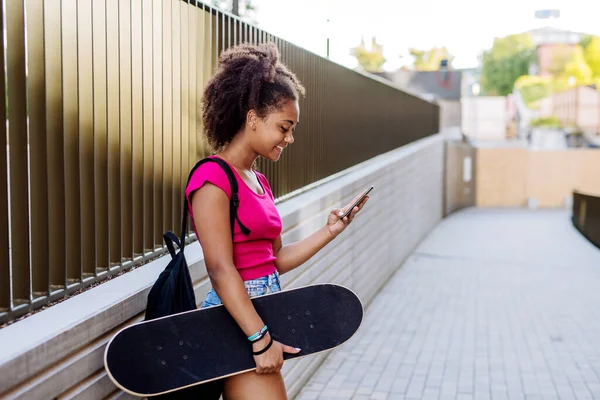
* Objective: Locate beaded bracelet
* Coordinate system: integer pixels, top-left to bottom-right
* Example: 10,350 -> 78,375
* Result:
248,325 -> 268,343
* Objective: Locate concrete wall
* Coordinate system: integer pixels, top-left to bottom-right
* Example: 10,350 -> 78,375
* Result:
438,99 -> 462,129
0,135 -> 444,400
475,146 -> 600,208
461,96 -> 508,141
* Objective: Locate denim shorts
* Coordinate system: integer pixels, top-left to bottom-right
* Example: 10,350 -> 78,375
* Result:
200,271 -> 281,308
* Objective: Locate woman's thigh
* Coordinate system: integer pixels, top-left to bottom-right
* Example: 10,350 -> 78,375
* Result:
224,370 -> 287,400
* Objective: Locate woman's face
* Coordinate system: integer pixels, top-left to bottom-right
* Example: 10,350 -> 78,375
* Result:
252,99 -> 300,162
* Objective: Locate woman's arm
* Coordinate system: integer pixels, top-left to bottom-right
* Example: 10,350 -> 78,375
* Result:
191,183 -> 299,373
273,226 -> 335,274
192,184 -> 264,336
273,195 -> 369,275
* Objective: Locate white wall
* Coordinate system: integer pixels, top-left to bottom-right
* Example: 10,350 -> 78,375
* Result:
461,96 -> 508,141
0,135 -> 444,400
438,99 -> 462,130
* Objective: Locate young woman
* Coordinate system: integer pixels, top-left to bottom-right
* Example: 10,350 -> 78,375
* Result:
186,42 -> 369,400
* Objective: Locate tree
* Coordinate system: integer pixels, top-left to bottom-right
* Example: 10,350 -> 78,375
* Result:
479,33 -> 536,96
583,36 -> 600,78
579,34 -> 594,51
350,37 -> 386,72
562,45 -> 592,83
409,47 -> 454,71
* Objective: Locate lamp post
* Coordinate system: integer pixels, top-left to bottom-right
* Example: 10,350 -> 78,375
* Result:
326,18 -> 330,58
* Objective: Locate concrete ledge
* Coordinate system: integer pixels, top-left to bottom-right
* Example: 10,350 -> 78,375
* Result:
0,134 -> 444,399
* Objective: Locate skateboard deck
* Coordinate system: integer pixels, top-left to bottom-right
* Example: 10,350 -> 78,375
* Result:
104,283 -> 363,397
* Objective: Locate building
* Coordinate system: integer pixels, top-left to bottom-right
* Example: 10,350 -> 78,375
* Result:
525,26 -> 587,76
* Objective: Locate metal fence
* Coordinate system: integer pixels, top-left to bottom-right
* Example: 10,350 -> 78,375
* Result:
0,0 -> 439,324
572,191 -> 600,250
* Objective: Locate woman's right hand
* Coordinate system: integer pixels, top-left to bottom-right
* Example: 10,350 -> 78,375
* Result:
252,333 -> 301,374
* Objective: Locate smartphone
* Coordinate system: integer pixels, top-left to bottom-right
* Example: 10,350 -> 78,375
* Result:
340,186 -> 373,219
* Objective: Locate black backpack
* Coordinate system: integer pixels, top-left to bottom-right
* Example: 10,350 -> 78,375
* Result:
144,157 -> 250,399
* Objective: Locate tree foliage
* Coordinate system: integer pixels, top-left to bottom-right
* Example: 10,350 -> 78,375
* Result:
350,37 -> 386,72
493,33 -> 600,109
579,34 -> 594,51
583,36 -> 600,78
479,33 -> 536,96
562,45 -> 592,82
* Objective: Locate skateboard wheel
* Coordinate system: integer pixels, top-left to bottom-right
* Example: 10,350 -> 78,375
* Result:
157,346 -> 162,350
292,329 -> 296,333
161,361 -> 166,365
310,324 -> 314,329
287,316 -> 291,320
179,341 -> 184,345
183,355 -> 188,360
306,311 -> 310,315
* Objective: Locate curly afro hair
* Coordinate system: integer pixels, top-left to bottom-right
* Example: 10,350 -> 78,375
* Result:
201,42 -> 306,151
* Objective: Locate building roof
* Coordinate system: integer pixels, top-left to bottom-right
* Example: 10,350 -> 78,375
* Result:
373,69 -> 463,100
523,26 -> 586,46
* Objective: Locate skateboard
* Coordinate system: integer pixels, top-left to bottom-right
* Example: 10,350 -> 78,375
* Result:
104,283 -> 363,397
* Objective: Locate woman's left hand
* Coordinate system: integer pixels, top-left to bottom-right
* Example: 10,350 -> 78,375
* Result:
326,194 -> 369,237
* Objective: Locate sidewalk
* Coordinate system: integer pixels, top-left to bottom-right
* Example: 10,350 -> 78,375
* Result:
295,208 -> 600,400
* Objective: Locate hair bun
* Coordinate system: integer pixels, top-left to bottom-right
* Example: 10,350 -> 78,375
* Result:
260,55 -> 277,82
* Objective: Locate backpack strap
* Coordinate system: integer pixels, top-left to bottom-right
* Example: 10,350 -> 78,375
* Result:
205,157 -> 252,238
178,157 -> 251,250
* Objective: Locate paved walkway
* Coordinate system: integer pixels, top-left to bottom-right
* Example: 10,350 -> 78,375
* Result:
295,208 -> 600,400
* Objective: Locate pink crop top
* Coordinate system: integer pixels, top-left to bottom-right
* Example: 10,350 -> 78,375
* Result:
185,156 -> 282,281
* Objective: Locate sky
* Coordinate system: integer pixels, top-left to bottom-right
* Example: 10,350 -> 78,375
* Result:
250,0 -> 600,71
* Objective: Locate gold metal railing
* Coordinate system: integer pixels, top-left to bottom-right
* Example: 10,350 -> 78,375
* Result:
0,0 -> 439,324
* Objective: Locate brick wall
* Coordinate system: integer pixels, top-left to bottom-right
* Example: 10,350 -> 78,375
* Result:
0,135 -> 444,400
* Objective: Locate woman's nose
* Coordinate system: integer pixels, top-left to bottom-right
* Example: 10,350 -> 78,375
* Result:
285,132 -> 294,144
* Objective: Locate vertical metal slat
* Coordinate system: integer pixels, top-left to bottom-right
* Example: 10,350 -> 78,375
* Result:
171,0 -> 182,234
6,0 -> 31,309
142,0 -> 154,252
162,0 -> 173,235
180,0 -> 190,223
45,0 -> 66,289
106,0 -> 121,266
25,0 -> 49,298
62,0 -> 81,285
198,3 -> 210,160
131,0 -> 144,258
119,0 -> 133,263
92,0 -> 108,272
78,0 -> 95,279
0,0 -> 9,314
152,0 -> 163,249
212,7 -> 218,74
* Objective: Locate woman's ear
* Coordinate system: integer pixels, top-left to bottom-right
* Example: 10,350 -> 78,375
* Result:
246,109 -> 258,131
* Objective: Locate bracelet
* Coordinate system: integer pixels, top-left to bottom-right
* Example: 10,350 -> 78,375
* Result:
252,336 -> 274,356
248,325 -> 268,342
